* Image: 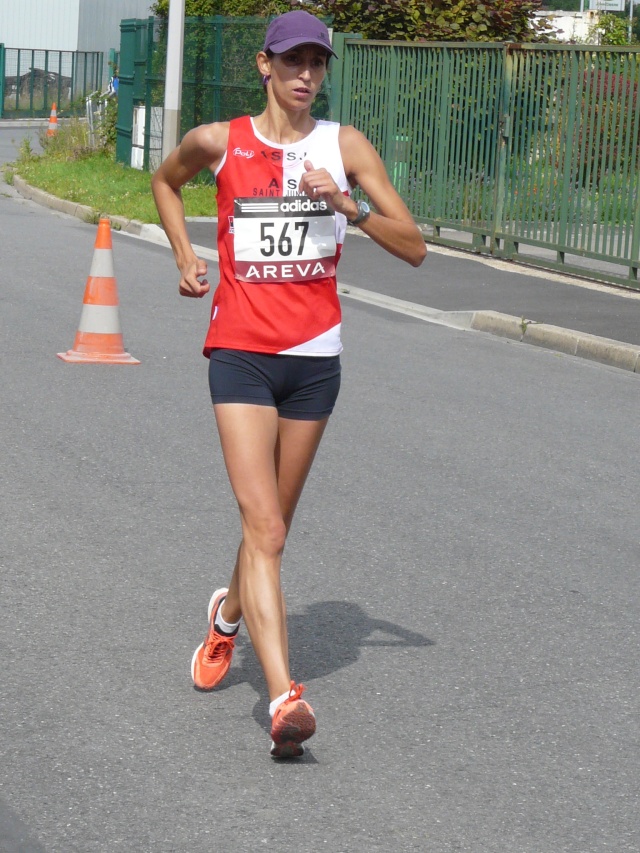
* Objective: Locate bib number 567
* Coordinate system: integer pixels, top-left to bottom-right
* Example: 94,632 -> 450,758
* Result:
260,221 -> 309,257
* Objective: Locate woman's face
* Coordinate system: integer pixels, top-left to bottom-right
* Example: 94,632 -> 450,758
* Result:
265,45 -> 328,110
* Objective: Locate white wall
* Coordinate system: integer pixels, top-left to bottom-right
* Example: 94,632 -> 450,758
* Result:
0,0 -> 153,52
535,10 -> 600,42
77,0 -> 153,54
0,0 -> 80,50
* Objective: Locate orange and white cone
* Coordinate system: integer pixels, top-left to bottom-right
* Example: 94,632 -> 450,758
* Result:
46,103 -> 58,136
57,218 -> 140,364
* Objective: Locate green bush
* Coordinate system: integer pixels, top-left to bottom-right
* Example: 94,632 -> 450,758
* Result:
38,118 -> 94,160
317,0 -> 554,42
151,0 -> 290,16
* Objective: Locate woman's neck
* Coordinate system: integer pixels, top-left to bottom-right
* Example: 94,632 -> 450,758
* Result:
252,105 -> 316,145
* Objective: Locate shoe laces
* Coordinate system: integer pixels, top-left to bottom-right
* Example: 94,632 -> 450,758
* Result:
204,629 -> 234,663
284,680 -> 305,705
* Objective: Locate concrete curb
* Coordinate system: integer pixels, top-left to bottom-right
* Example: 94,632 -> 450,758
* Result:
0,119 -> 49,128
469,310 -> 640,373
10,173 -> 640,375
11,174 -> 147,236
339,287 -> 640,374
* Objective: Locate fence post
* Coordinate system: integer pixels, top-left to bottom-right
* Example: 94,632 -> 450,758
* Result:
56,51 -> 63,110
29,49 -> 35,113
143,17 -> 155,172
0,44 -> 5,118
162,1 -> 185,162
14,49 -> 21,113
629,157 -> 640,283
557,51 -> 579,260
433,48 -> 453,226
116,19 -> 139,166
72,52 -> 77,104
327,32 -> 360,123
492,45 -> 512,254
212,17 -> 224,123
384,46 -> 401,187
327,32 -> 346,122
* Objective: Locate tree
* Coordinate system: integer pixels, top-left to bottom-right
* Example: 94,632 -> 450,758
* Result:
316,0 -> 555,43
152,0 -> 553,42
585,12 -> 634,44
151,0 -> 291,16
541,0 -> 579,11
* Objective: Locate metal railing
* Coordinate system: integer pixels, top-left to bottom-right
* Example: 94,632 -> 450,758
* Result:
0,46 -> 103,118
114,21 -> 640,288
86,93 -> 109,147
0,45 -> 5,115
336,38 -> 640,288
116,16 -> 330,172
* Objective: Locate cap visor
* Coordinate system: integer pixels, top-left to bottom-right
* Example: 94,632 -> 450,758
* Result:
268,37 -> 338,58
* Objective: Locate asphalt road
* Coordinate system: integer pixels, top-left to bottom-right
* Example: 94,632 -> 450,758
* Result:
1,187 -> 639,852
184,220 -> 640,350
0,123 -> 43,165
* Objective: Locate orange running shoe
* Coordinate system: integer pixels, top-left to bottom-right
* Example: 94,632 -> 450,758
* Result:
270,681 -> 316,759
191,588 -> 236,690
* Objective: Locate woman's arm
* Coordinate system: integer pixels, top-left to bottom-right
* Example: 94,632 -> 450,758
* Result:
151,122 -> 229,297
299,126 -> 426,267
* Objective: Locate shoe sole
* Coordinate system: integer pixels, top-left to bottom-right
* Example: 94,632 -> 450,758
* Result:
270,740 -> 306,759
190,642 -> 207,686
190,587 -> 229,688
270,702 -> 316,759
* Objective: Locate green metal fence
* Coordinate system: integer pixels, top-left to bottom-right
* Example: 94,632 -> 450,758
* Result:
0,45 -> 5,116
1,47 -> 103,118
115,19 -> 149,167
115,21 -> 640,289
336,38 -> 640,288
116,16 -> 330,172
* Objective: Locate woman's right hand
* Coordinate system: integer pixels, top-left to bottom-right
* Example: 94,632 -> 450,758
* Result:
151,122 -> 228,297
179,257 -> 210,298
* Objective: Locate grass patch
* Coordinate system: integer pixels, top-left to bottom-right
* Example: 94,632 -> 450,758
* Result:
13,121 -> 217,224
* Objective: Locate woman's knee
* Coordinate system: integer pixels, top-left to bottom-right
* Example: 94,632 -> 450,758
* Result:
241,514 -> 287,559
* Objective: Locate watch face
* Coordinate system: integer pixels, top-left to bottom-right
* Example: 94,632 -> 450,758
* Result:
349,201 -> 370,223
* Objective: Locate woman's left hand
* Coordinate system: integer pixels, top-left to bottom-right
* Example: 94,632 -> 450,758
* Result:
299,160 -> 356,220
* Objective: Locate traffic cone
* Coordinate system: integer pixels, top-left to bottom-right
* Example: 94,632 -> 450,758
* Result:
57,218 -> 140,364
46,103 -> 58,136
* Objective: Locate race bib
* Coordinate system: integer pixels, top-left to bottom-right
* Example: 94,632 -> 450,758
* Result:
233,197 -> 337,283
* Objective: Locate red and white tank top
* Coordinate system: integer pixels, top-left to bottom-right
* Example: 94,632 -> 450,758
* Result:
203,116 -> 350,357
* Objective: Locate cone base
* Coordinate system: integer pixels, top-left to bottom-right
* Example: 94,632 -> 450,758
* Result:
57,349 -> 140,364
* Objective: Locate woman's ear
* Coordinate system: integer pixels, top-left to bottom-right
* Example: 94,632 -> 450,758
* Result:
256,51 -> 271,76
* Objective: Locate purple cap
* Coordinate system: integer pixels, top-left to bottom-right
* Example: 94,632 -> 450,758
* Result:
263,11 -> 337,58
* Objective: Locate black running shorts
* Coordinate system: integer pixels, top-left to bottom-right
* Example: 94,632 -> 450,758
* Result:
208,349 -> 341,421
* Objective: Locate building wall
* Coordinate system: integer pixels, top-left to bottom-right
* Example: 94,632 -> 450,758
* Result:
77,0 -> 153,55
0,0 -> 152,52
535,9 -> 600,41
0,0 -> 81,51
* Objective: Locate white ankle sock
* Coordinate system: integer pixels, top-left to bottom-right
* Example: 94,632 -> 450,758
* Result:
269,689 -> 291,718
214,602 -> 241,636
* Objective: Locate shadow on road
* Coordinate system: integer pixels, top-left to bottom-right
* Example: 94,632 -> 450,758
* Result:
195,599 -> 435,756
0,796 -> 47,853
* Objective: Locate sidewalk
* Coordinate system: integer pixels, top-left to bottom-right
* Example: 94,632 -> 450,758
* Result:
183,219 -> 640,372
8,163 -> 640,372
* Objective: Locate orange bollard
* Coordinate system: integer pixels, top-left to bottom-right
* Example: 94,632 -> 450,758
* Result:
46,103 -> 58,137
57,219 -> 140,364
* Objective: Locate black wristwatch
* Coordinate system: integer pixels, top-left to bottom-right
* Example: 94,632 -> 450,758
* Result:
347,200 -> 371,226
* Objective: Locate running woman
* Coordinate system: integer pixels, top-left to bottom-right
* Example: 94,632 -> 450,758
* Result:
152,10 -> 426,758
